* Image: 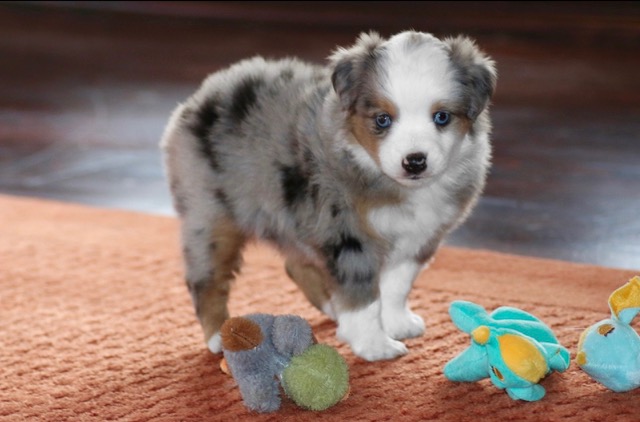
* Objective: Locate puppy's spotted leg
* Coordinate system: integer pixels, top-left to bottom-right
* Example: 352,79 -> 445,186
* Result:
325,237 -> 408,361
379,260 -> 425,340
183,215 -> 246,353
162,102 -> 247,353
285,259 -> 336,320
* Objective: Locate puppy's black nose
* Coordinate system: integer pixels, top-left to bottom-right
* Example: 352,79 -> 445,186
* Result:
402,153 -> 427,175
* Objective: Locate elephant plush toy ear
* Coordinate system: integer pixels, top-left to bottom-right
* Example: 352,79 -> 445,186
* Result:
577,276 -> 640,392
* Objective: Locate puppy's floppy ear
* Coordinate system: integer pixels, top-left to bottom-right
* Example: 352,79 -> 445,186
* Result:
329,31 -> 385,112
445,36 -> 497,120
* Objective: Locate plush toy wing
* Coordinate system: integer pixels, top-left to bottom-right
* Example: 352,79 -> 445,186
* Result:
490,307 -> 560,344
491,306 -> 542,322
444,344 -> 489,382
449,301 -> 491,333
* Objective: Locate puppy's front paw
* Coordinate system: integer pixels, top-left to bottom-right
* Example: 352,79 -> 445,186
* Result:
335,300 -> 408,361
382,309 -> 425,340
207,333 -> 222,354
337,326 -> 407,361
354,336 -> 408,362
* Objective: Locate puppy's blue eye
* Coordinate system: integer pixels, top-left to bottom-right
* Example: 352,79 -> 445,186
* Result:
433,111 -> 450,126
375,113 -> 392,129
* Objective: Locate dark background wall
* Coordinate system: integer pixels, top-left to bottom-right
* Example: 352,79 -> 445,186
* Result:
1,1 -> 639,270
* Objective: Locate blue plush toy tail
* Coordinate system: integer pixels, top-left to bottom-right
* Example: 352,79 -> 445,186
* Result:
540,342 -> 570,372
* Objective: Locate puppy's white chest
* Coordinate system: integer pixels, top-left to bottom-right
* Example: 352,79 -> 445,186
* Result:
368,186 -> 455,262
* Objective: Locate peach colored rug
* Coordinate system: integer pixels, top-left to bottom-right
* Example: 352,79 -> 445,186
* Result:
1,194 -> 638,421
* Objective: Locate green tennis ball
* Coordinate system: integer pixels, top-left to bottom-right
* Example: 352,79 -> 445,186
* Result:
281,344 -> 349,411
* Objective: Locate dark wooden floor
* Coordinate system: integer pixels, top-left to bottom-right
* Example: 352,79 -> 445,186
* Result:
1,2 -> 639,270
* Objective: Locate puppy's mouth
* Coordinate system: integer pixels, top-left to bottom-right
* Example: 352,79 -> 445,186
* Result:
395,172 -> 430,187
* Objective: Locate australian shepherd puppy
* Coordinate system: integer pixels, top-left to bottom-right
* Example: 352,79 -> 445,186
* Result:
161,31 -> 496,361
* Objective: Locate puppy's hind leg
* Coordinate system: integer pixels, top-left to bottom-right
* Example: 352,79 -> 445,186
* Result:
285,259 -> 336,320
161,103 -> 246,354
182,214 -> 246,354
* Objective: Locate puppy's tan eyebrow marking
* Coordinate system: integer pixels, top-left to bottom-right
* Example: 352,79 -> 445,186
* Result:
431,100 -> 461,115
431,100 -> 472,133
376,97 -> 398,119
361,95 -> 398,119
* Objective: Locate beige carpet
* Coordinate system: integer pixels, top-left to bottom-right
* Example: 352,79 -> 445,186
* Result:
1,194 -> 638,421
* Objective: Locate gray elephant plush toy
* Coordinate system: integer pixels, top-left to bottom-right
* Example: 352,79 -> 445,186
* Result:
220,313 -> 349,413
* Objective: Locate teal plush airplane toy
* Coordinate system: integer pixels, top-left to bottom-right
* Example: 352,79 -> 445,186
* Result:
444,301 -> 570,401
